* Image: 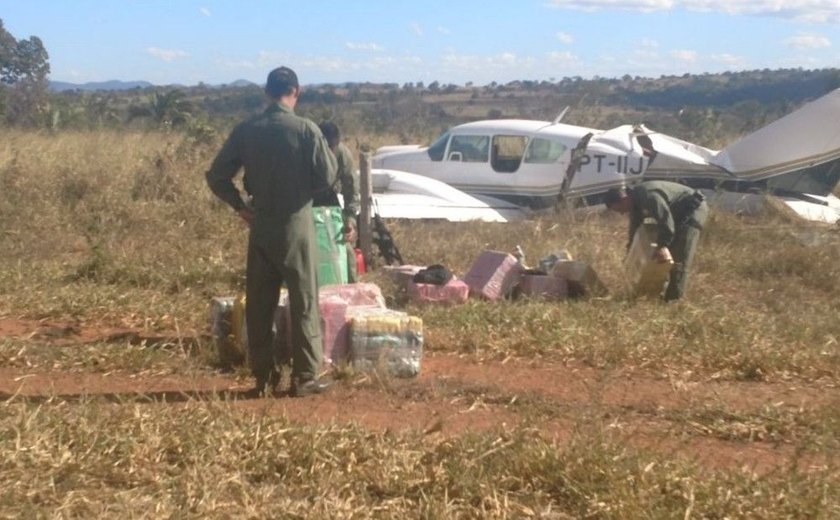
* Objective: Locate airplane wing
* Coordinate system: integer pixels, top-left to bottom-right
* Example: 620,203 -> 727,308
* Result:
370,169 -> 529,222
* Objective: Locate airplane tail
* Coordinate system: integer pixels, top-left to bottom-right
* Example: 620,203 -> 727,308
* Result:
712,88 -> 840,187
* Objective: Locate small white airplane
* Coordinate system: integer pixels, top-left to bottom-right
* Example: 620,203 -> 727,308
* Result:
373,88 -> 840,223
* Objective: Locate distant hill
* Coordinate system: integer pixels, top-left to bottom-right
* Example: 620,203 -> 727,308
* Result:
227,79 -> 256,88
49,78 -> 257,92
50,80 -> 155,92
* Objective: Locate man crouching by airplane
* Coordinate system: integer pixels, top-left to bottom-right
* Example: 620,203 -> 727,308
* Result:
604,181 -> 709,301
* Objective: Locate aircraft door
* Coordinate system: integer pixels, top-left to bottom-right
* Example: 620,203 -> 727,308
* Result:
438,134 -> 493,187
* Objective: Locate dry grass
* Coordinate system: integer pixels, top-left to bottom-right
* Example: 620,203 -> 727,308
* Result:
1,129 -> 839,517
0,397 -> 837,519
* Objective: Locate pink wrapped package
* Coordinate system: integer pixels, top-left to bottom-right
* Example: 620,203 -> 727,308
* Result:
319,283 -> 386,308
408,278 -> 469,305
317,283 -> 387,365
517,274 -> 568,300
319,295 -> 350,365
462,250 -> 523,301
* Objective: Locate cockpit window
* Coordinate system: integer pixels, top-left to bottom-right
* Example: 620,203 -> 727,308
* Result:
492,135 -> 528,173
427,131 -> 450,161
448,135 -> 489,162
525,138 -> 567,164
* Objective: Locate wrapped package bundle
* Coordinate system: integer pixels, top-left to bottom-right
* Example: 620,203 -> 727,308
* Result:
313,205 -> 348,287
319,282 -> 387,308
552,260 -> 608,298
408,278 -> 469,305
517,273 -> 568,300
209,296 -> 241,366
349,307 -> 423,377
625,223 -> 674,297
319,282 -> 387,365
462,250 -> 523,300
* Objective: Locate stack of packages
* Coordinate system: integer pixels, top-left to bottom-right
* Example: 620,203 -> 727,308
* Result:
211,283 -> 424,378
382,248 -> 608,305
320,283 -> 426,377
458,249 -> 605,301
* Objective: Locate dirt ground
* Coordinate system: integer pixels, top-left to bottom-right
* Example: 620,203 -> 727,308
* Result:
1,317 -> 836,475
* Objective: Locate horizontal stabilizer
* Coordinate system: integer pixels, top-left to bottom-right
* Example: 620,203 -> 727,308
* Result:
714,88 -> 840,178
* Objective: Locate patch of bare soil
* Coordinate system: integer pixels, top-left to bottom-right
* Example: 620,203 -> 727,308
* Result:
1,318 -> 836,474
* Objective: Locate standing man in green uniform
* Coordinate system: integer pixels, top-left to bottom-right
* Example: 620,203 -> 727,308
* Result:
604,180 -> 709,301
315,121 -> 361,282
206,66 -> 337,397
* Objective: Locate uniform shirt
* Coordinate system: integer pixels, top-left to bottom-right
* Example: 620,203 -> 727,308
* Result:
335,142 -> 360,224
313,142 -> 360,225
628,180 -> 699,248
206,102 -> 336,246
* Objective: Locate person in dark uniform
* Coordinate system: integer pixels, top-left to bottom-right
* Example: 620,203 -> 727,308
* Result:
604,180 -> 709,301
315,121 -> 360,282
206,66 -> 337,397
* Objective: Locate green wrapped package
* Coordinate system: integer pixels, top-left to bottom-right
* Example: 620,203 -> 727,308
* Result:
313,206 -> 348,286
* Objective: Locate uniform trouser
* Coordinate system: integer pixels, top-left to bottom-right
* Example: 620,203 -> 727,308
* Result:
246,236 -> 322,382
664,203 -> 709,301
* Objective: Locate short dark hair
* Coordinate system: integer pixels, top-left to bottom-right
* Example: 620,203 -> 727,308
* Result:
319,121 -> 341,148
265,66 -> 299,98
603,187 -> 627,207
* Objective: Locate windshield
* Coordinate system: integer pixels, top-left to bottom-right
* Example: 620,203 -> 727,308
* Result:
427,131 -> 450,161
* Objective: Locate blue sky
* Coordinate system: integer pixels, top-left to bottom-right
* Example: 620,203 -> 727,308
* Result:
2,1 -> 839,86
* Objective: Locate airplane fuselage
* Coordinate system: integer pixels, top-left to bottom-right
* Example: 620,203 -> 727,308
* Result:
373,119 -> 663,209
373,89 -> 840,222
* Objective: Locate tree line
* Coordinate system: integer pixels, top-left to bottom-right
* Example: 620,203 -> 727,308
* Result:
2,18 -> 839,148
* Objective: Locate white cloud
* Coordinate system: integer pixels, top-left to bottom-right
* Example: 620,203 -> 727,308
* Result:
784,34 -> 832,49
345,42 -> 385,51
670,49 -> 698,62
441,52 -> 536,72
437,26 -> 452,35
547,50 -> 579,63
410,22 -> 423,36
219,50 -> 425,81
200,7 -> 211,17
709,52 -> 746,66
556,31 -> 574,44
639,37 -> 659,48
546,0 -> 674,13
146,47 -> 189,62
545,1 -> 840,23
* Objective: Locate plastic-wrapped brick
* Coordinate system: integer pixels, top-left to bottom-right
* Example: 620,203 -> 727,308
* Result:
408,278 -> 469,305
348,308 -> 423,377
